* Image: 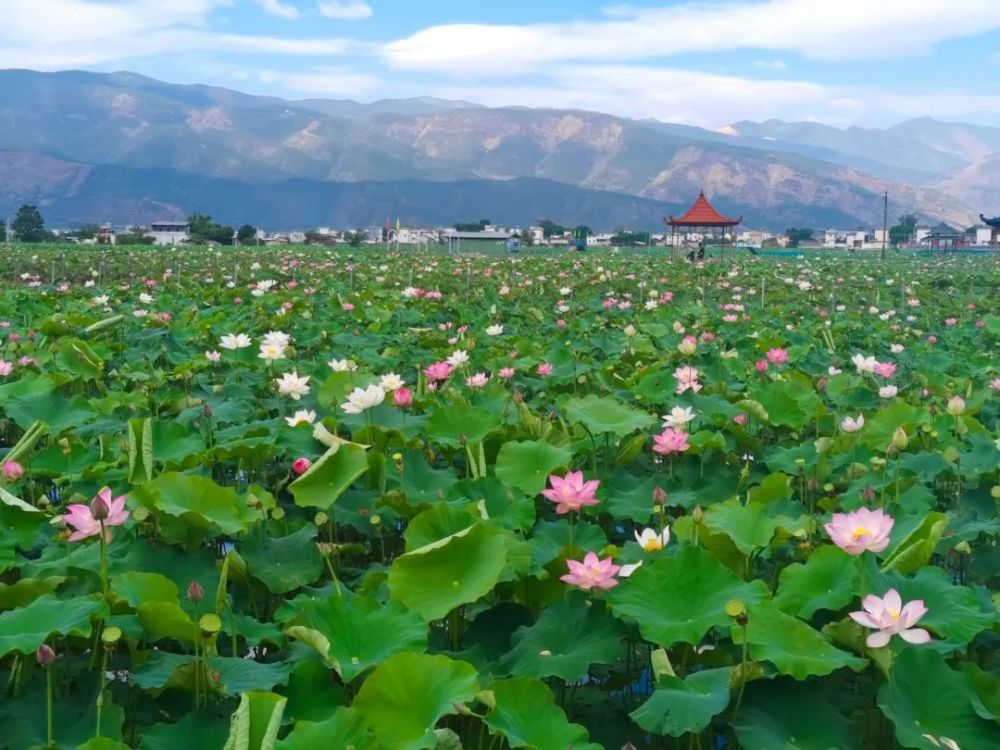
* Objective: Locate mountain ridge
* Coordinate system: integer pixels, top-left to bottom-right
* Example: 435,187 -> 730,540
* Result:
0,69 -> 991,230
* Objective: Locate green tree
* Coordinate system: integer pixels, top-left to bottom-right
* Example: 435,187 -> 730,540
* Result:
0,219 -> 6,242
539,219 -> 566,238
573,225 -> 593,238
785,227 -> 815,248
186,213 -> 234,245
120,225 -> 155,245
889,213 -> 918,246
11,205 -> 48,243
454,219 -> 490,232
519,229 -> 534,247
236,224 -> 258,244
611,230 -> 651,247
348,231 -> 363,247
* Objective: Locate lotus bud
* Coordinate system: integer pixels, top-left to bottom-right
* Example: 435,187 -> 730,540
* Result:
187,580 -> 204,603
292,457 -> 312,475
393,387 -> 413,408
1,460 -> 24,481
652,486 -> 668,507
316,542 -> 333,557
36,644 -> 56,666
862,485 -> 876,503
892,426 -> 909,451
946,396 -> 966,415
90,492 -> 110,521
203,404 -> 213,418
692,504 -> 704,524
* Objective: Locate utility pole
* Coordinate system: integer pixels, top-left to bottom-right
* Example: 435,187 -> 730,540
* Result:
880,190 -> 888,261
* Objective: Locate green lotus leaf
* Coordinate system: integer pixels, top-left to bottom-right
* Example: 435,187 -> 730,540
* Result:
139,710 -> 229,750
880,566 -> 995,645
705,497 -> 782,555
879,648 -> 1000,749
738,601 -> 867,680
111,571 -> 180,608
76,739 -> 130,750
241,526 -> 323,594
449,477 -> 536,532
630,667 -> 732,737
485,677 -> 601,750
284,661 -> 345,723
426,404 -> 500,448
502,593 -> 624,681
136,601 -> 199,643
404,504 -> 479,552
288,441 -> 369,510
353,652 -> 480,750
276,707 -> 377,750
0,576 -> 64,610
0,594 -> 105,658
775,546 -> 859,619
130,472 -> 250,535
389,522 -> 507,622
607,545 -> 768,647
880,511 -> 948,575
287,593 -> 427,682
563,394 -> 657,436
223,691 -> 287,750
734,679 -> 857,749
495,439 -> 572,496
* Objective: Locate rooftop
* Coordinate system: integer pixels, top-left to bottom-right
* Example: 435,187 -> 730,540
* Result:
667,191 -> 741,227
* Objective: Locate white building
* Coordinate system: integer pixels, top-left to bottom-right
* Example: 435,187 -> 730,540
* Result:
147,221 -> 190,246
288,232 -> 307,244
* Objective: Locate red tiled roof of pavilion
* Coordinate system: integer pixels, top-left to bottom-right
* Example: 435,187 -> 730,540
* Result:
667,191 -> 741,227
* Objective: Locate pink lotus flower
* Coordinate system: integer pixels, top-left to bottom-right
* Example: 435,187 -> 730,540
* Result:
0,360 -> 14,376
755,359 -> 768,373
342,303 -> 354,311
766,348 -> 788,364
873,361 -> 897,378
498,367 -> 516,379
393,387 -> 413,408
560,551 -> 620,591
652,428 -> 690,455
63,488 -> 129,542
424,361 -> 454,382
849,589 -> 930,648
990,378 -> 1000,391
732,413 -> 748,426
537,362 -> 553,376
541,470 -> 600,514
674,366 -> 701,395
465,372 -> 489,388
1,460 -> 23,481
824,507 -> 894,555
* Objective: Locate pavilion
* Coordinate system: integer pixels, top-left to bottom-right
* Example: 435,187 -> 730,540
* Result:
920,222 -> 964,252
665,191 -> 742,258
981,214 -> 1000,254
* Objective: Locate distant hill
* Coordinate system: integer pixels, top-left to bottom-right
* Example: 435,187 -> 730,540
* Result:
0,69 -> 986,230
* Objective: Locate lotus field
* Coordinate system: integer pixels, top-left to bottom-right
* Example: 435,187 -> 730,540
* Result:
3,246 -> 1000,750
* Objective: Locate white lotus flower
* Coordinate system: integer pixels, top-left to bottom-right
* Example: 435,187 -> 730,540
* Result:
275,371 -> 310,400
851,353 -> 877,374
204,350 -> 221,363
841,415 -> 865,433
661,406 -> 696,428
285,409 -> 317,427
379,372 -> 405,390
341,384 -> 385,414
328,358 -> 358,372
447,349 -> 470,367
219,333 -> 252,350
635,527 -> 670,552
879,385 -> 898,398
486,324 -> 504,336
258,343 -> 286,362
262,330 -> 291,349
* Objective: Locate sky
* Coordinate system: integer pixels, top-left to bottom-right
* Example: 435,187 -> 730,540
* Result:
3,0 -> 1000,129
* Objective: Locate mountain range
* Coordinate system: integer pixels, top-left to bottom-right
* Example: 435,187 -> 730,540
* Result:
0,69 -> 996,231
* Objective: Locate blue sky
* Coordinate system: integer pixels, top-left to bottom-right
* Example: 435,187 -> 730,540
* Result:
4,0 -> 1000,128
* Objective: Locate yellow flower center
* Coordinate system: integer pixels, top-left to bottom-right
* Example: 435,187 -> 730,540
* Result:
641,539 -> 663,552
852,527 -> 870,540
887,608 -> 900,621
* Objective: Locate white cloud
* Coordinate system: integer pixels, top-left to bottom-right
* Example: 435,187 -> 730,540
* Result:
382,0 -> 1000,73
318,1 -> 373,20
258,0 -> 300,20
422,65 -> 1000,129
259,66 -> 382,96
753,60 -> 787,71
0,0 -> 353,68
